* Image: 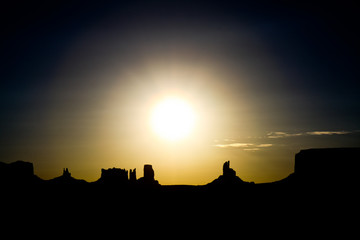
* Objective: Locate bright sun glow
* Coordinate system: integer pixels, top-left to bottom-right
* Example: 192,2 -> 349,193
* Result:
151,98 -> 196,141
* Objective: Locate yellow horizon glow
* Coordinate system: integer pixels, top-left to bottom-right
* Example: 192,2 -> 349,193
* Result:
34,59 -> 293,185
150,97 -> 196,141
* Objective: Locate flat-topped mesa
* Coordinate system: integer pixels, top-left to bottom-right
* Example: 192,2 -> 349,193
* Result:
0,161 -> 34,184
98,167 -> 129,184
294,148 -> 360,186
95,165 -> 160,185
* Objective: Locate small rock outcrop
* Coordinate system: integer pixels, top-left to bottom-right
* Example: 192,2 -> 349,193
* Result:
49,168 -> 87,184
208,161 -> 246,186
63,168 -> 71,178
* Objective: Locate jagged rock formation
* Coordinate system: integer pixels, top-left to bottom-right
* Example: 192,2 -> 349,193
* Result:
63,168 -> 71,178
2,148 -> 359,189
129,168 -> 136,182
208,161 -> 246,186
49,167 -> 87,184
137,164 -> 159,185
95,165 -> 159,185
223,160 -> 236,177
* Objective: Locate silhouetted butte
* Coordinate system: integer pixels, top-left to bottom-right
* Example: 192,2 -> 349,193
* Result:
137,164 -> 159,185
293,148 -> 360,187
208,161 -> 249,187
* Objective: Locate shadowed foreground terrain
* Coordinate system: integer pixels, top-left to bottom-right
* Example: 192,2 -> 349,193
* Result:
1,148 -> 359,235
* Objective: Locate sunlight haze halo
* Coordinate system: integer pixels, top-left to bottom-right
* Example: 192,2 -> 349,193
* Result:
150,97 -> 196,141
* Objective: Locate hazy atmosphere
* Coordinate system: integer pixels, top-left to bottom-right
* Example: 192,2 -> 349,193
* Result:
1,1 -> 359,184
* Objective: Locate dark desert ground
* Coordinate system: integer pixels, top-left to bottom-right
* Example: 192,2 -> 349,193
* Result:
1,148 -> 359,237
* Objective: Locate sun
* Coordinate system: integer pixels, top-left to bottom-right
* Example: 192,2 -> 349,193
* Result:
151,98 -> 196,141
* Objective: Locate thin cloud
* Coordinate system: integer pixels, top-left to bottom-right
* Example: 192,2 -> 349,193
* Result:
257,144 -> 273,147
224,138 -> 237,142
214,143 -> 253,148
214,143 -> 273,149
243,148 -> 260,151
267,132 -> 303,138
267,130 -> 352,138
306,131 -> 350,135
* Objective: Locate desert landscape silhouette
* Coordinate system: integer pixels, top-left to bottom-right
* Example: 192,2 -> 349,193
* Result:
2,1 -> 359,235
2,149 -> 358,234
2,148 -> 359,191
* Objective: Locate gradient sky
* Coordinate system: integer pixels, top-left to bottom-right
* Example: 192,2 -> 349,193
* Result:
1,1 -> 360,184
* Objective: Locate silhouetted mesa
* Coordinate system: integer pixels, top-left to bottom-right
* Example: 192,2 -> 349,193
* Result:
2,147 -> 359,190
294,148 -> 360,187
137,164 -> 159,185
0,160 -> 35,185
94,165 -> 159,185
97,167 -> 129,184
